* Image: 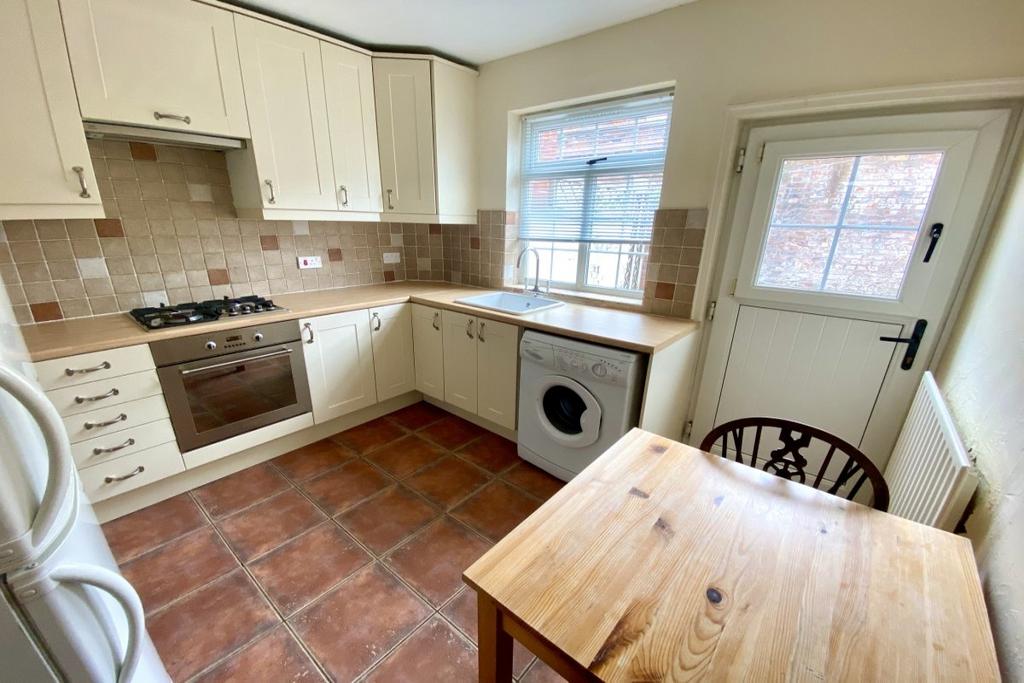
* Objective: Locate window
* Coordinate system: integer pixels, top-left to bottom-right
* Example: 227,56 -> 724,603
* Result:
518,91 -> 673,296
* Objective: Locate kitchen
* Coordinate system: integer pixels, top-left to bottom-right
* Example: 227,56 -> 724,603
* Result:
1,0 -> 1023,681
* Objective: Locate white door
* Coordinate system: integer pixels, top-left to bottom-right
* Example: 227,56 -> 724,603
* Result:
235,16 -> 336,211
301,311 -> 377,423
369,303 -> 416,402
60,0 -> 248,137
694,110 -> 1010,466
0,0 -> 102,220
322,42 -> 383,213
476,319 -> 519,430
411,304 -> 445,400
442,310 -> 477,413
373,58 -> 437,215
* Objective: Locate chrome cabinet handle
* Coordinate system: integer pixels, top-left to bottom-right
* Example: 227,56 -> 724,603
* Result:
339,185 -> 349,207
84,413 -> 127,430
303,322 -> 315,344
74,388 -> 119,404
93,437 -> 135,456
72,166 -> 90,198
153,111 -> 191,125
104,466 -> 144,484
478,322 -> 486,342
264,179 -> 276,204
432,311 -> 440,331
372,312 -> 381,331
180,348 -> 292,376
65,361 -> 110,377
465,319 -> 474,339
386,189 -> 395,210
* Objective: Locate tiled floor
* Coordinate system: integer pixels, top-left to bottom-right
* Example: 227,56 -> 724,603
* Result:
102,402 -> 569,682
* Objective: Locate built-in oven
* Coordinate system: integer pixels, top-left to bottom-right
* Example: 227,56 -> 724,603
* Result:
151,320 -> 311,452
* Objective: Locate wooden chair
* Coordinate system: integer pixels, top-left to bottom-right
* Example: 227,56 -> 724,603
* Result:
699,417 -> 890,512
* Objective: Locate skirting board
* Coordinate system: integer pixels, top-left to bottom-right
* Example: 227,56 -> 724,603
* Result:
421,396 -> 517,442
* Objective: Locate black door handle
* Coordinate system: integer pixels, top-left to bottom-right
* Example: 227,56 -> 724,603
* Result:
880,319 -> 927,370
923,223 -> 943,263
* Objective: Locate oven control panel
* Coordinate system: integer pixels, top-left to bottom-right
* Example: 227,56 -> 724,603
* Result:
150,320 -> 301,367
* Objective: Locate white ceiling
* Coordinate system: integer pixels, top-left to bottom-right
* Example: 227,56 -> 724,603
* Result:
229,0 -> 697,65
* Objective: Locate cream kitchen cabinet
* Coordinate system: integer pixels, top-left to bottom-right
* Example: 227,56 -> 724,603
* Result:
0,0 -> 102,220
301,310 -> 378,423
59,0 -> 248,137
369,303 -> 416,402
441,310 -> 519,430
411,304 -> 445,401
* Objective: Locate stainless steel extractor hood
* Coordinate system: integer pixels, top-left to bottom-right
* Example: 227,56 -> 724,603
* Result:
82,121 -> 246,150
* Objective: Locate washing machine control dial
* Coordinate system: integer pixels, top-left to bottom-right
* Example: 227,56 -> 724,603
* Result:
591,362 -> 608,377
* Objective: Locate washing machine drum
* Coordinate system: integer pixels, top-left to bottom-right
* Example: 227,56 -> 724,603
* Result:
536,375 -> 602,447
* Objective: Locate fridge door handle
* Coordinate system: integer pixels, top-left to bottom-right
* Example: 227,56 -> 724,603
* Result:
49,563 -> 144,683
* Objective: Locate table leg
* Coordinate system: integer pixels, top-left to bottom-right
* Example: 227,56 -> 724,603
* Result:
477,591 -> 513,683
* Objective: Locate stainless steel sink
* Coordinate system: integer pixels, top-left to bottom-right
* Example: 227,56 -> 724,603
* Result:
455,291 -> 564,315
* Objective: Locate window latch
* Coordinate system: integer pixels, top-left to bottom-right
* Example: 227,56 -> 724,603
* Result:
585,157 -> 608,166
923,223 -> 943,263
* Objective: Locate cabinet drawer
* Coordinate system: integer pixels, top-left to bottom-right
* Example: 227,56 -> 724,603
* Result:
46,370 -> 162,417
62,394 -> 170,444
34,345 -> 155,391
71,418 -> 176,469
78,442 -> 185,502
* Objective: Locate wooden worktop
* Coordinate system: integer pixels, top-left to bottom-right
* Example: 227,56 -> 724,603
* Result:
464,429 -> 999,681
19,282 -> 698,361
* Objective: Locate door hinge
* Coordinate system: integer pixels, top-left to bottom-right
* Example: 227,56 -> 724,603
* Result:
684,420 -> 694,441
735,147 -> 746,174
706,300 -> 717,321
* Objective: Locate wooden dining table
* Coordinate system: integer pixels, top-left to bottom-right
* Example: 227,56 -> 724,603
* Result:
463,428 -> 999,682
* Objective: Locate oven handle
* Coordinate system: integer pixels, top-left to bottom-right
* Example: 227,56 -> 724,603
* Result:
179,347 -> 293,377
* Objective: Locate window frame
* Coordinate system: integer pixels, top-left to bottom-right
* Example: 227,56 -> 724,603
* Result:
521,240 -> 650,298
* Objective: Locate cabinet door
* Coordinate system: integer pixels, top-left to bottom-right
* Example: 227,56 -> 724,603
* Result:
59,0 -> 248,137
370,303 -> 415,402
322,42 -> 382,213
372,58 -> 437,215
235,16 -> 336,211
0,0 -> 102,220
301,311 -> 377,423
411,304 -> 444,400
476,319 -> 519,430
442,310 -> 477,413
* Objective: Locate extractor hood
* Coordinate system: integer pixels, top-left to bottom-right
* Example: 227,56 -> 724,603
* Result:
82,121 -> 246,150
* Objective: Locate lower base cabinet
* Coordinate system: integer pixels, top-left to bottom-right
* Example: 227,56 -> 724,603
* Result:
301,310 -> 378,423
412,304 -> 445,400
441,309 -> 519,430
370,303 -> 416,402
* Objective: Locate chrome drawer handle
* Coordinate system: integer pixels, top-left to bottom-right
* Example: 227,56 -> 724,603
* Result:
386,188 -> 395,210
93,437 -> 135,456
265,179 -> 276,204
478,322 -> 486,342
84,413 -> 127,430
303,322 -> 315,344
65,361 -> 110,377
104,466 -> 144,484
74,388 -> 119,404
71,166 -> 91,198
372,312 -> 381,331
153,111 -> 191,125
339,185 -> 349,207
432,311 -> 440,331
465,319 -> 474,339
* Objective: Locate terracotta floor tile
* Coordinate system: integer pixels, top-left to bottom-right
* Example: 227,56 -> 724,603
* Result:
385,518 -> 491,606
217,489 -> 326,561
420,415 -> 487,450
458,433 -> 521,474
404,456 -> 490,509
301,459 -> 393,514
273,438 -> 352,481
330,417 -> 405,454
365,617 -> 476,682
193,626 -> 321,683
365,434 -> 446,479
385,401 -> 448,430
102,494 -> 207,563
503,461 -> 565,500
521,658 -> 567,682
193,463 -> 290,519
249,523 -> 370,615
290,563 -> 431,681
121,528 -> 237,614
442,589 -> 535,677
148,570 -> 278,681
338,485 -> 441,554
451,481 -> 541,542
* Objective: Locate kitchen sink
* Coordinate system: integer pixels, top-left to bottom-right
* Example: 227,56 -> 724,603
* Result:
455,291 -> 564,315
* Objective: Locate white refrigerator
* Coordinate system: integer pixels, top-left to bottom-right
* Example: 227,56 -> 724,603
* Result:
0,284 -> 168,681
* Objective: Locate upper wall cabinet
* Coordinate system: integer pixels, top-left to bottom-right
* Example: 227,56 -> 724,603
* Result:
59,0 -> 249,138
0,0 -> 102,220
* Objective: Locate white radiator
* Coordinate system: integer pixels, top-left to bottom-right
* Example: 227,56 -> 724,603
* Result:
884,371 -> 977,531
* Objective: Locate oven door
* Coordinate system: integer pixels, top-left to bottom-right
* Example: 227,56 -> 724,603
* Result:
158,343 -> 312,452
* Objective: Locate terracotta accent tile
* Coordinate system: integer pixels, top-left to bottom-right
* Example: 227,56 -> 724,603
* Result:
470,237 -> 480,250
102,494 -> 207,563
217,489 -> 326,561
365,617 -> 476,682
206,268 -> 229,286
193,463 -> 290,519
193,627 -> 320,683
441,588 -> 535,676
301,459 -> 392,514
129,141 -> 158,161
405,456 -> 490,509
383,271 -> 396,282
339,486 -> 440,554
420,415 -> 486,450
330,417 -> 406,454
273,438 -> 352,481
260,235 -> 279,251
327,247 -> 343,262
429,224 -> 442,235
386,401 -> 448,430
365,435 -> 446,479
94,218 -> 124,237
458,433 -> 520,474
291,563 -> 431,681
451,481 -> 541,542
29,301 -> 63,322
503,461 -> 564,501
148,570 -> 278,681
386,518 -> 491,606
249,523 -> 370,615
654,282 -> 675,300
121,528 -> 237,613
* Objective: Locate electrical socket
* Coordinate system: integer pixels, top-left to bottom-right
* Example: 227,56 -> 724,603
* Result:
297,256 -> 322,269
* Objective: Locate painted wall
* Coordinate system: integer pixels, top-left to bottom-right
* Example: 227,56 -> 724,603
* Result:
475,0 -> 1024,209
935,146 -> 1024,680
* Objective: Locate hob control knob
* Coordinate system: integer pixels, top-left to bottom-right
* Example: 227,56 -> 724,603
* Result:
205,341 -> 217,350
253,332 -> 264,342
591,363 -> 608,377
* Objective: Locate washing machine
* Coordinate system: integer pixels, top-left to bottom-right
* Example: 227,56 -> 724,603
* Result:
517,330 -> 646,481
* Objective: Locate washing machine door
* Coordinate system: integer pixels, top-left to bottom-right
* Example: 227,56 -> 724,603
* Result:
535,375 -> 602,447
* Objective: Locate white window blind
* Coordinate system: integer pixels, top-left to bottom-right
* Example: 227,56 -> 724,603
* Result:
519,91 -> 673,244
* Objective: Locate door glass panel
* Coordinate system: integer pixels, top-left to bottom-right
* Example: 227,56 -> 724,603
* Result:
756,152 -> 943,299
